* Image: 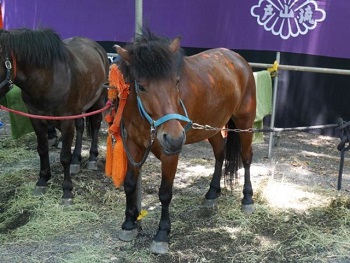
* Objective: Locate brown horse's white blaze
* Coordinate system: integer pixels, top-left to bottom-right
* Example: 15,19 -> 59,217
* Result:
114,29 -> 256,254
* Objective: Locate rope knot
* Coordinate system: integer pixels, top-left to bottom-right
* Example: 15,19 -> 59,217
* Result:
336,119 -> 350,152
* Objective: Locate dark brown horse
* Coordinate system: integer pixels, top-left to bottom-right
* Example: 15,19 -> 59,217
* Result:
114,29 -> 256,254
0,28 -> 109,204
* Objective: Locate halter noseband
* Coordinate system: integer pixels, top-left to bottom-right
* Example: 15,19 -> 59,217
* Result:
135,81 -> 192,138
0,55 -> 15,91
120,81 -> 193,167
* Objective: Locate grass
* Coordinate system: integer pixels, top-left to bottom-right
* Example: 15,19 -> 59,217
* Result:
0,134 -> 350,262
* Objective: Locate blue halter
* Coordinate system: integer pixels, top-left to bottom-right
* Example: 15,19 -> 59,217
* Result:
135,81 -> 192,132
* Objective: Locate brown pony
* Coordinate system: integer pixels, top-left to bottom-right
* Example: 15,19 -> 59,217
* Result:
0,28 -> 109,204
114,29 -> 256,254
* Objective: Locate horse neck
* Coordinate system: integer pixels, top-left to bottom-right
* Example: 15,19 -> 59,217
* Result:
13,62 -> 57,101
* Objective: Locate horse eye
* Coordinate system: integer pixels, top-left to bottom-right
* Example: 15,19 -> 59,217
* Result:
137,83 -> 146,92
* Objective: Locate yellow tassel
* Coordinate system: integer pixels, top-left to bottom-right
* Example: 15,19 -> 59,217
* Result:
137,210 -> 148,221
105,134 -> 113,176
111,136 -> 127,188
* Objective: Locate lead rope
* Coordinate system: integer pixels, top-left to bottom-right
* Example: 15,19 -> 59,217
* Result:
336,118 -> 350,190
120,120 -> 155,167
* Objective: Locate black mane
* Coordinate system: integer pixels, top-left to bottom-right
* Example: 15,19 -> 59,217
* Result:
0,28 -> 67,67
120,29 -> 184,80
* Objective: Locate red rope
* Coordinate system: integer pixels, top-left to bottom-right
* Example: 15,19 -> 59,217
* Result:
0,100 -> 112,120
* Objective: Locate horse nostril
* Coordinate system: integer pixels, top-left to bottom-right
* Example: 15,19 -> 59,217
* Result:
162,132 -> 186,154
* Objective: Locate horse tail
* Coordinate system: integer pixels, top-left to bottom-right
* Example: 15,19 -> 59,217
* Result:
224,119 -> 242,184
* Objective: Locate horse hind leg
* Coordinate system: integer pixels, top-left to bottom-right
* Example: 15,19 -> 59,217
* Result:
204,132 -> 226,208
70,117 -> 84,174
84,111 -> 103,171
232,118 -> 255,214
85,92 -> 105,171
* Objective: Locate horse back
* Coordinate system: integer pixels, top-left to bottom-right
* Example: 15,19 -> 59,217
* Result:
63,37 -> 109,111
180,48 -> 256,142
64,37 -> 109,76
183,48 -> 254,96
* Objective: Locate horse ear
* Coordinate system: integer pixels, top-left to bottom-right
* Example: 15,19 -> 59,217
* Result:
169,36 -> 182,53
113,44 -> 130,64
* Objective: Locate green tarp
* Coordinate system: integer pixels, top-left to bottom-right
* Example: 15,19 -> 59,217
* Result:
253,70 -> 272,143
0,85 -> 34,139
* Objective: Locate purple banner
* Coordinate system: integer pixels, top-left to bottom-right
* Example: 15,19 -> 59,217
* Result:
2,0 -> 135,42
2,0 -> 349,59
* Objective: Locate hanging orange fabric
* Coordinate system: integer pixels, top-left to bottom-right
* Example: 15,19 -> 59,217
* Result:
0,4 -> 3,29
105,63 -> 129,187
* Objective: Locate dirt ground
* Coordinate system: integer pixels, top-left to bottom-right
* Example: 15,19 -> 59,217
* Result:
0,114 -> 350,262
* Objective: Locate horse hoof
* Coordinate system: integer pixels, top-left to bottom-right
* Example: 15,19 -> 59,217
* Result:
48,137 -> 57,147
86,161 -> 98,170
118,229 -> 138,242
242,204 -> 255,214
61,198 -> 73,206
33,186 -> 48,196
150,241 -> 169,254
204,198 -> 218,209
57,140 -> 62,149
70,164 -> 80,174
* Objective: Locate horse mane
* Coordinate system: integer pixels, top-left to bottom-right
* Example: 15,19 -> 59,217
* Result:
0,28 -> 68,68
119,29 -> 184,80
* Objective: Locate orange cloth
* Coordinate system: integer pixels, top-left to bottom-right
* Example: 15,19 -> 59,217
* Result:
0,7 -> 3,29
105,64 -> 129,187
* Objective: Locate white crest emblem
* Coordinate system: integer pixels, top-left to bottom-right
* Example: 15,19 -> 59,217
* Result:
251,0 -> 326,39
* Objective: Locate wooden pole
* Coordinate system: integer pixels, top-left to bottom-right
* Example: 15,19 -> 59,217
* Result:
135,0 -> 142,35
135,0 -> 143,222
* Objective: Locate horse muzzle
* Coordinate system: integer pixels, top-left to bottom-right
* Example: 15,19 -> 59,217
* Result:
158,128 -> 186,155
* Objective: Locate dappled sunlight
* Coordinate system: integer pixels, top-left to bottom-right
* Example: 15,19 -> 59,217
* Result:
219,226 -> 241,239
300,149 -> 339,161
174,163 -> 212,189
261,180 -> 328,211
180,164 -> 211,175
255,234 -> 279,248
245,163 -> 271,177
286,133 -> 338,149
309,135 -> 338,146
236,160 -> 331,211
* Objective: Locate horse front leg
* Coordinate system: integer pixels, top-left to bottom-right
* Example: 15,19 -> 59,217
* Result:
118,163 -> 141,241
60,120 -> 75,205
70,117 -> 84,174
150,153 -> 179,254
32,120 -> 51,196
205,133 -> 225,207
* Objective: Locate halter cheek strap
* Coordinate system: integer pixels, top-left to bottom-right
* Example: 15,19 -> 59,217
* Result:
135,81 -> 193,133
11,52 -> 17,79
0,54 -> 16,90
